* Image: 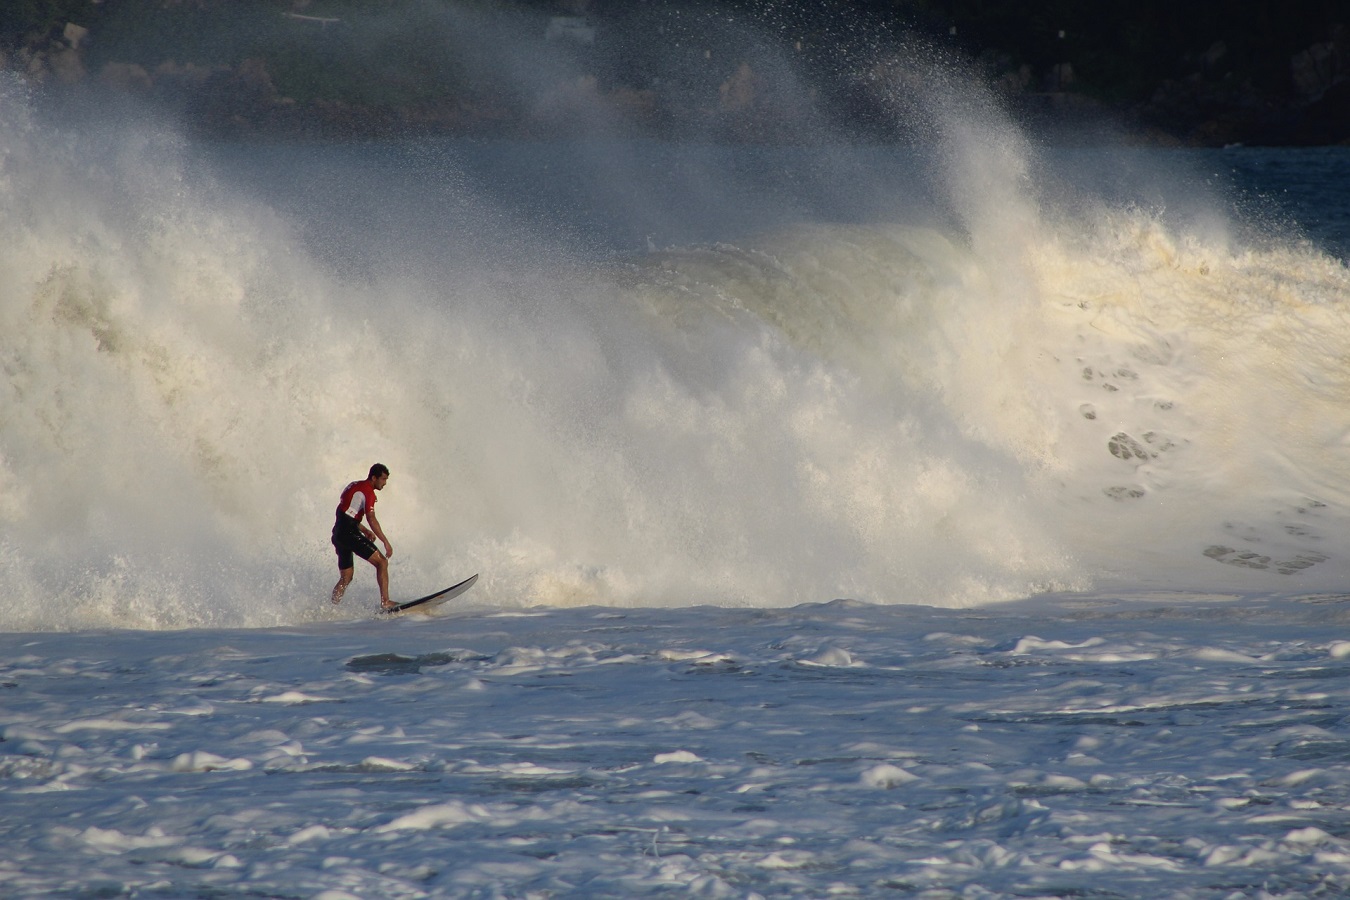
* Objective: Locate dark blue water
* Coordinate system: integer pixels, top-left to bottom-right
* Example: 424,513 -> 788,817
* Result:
1208,146 -> 1350,260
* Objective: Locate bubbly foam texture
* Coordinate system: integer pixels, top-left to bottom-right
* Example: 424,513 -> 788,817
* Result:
3,78 -> 1348,631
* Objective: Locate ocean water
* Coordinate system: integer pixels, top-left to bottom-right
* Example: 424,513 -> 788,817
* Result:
4,63 -> 1350,897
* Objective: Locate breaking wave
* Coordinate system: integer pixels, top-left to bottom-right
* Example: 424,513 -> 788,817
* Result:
2,68 -> 1349,631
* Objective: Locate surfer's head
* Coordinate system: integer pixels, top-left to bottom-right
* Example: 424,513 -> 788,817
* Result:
369,463 -> 390,489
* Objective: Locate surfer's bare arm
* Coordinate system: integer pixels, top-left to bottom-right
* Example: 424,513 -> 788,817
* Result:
367,510 -> 393,558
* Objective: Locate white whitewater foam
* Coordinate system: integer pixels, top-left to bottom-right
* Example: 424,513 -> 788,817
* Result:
2,75 -> 1349,631
1,597 -> 1349,897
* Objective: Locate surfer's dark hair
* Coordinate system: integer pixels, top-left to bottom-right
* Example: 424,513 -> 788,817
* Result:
369,463 -> 390,479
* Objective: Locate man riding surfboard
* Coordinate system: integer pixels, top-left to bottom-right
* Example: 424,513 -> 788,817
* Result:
330,463 -> 395,610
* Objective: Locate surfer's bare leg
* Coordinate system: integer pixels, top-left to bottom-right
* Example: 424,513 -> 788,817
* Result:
370,550 -> 392,608
331,568 -> 353,604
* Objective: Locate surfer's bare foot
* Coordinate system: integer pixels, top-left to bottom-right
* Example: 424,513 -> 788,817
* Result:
330,585 -> 346,605
381,600 -> 397,610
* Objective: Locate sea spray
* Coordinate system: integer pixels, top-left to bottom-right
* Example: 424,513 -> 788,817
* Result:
3,59 -> 1350,631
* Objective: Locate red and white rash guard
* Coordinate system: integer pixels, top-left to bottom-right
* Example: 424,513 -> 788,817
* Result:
336,479 -> 377,528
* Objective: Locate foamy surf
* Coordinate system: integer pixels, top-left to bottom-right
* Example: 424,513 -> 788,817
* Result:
2,72 -> 1349,631
4,595 -> 1350,897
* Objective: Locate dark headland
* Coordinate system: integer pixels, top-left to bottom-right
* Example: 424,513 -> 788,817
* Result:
5,1 -> 1347,146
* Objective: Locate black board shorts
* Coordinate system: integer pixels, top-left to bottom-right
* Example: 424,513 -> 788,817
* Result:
332,522 -> 378,570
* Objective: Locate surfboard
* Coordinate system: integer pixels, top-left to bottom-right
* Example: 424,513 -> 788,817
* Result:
380,573 -> 479,615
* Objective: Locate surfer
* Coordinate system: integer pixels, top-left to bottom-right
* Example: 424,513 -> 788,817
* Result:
330,463 -> 395,610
